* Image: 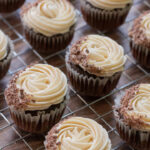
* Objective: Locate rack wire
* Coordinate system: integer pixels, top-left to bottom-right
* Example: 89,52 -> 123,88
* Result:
0,0 -> 149,149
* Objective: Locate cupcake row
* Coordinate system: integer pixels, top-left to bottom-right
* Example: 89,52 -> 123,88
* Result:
4,62 -> 150,150
0,1 -> 150,150
44,83 -> 150,150
0,0 -> 134,55
4,33 -> 127,133
2,32 -> 150,150
3,0 -> 150,69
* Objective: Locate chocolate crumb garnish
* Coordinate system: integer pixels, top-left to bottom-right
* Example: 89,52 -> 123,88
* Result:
45,124 -> 60,150
116,84 -> 150,129
129,11 -> 150,48
45,116 -> 72,149
5,66 -> 35,110
68,36 -> 102,75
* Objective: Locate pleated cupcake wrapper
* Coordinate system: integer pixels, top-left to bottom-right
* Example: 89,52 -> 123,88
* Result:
130,40 -> 150,68
24,25 -> 75,54
81,1 -> 131,32
114,110 -> 150,150
66,53 -> 121,97
0,38 -> 13,79
9,95 -> 69,134
0,0 -> 25,13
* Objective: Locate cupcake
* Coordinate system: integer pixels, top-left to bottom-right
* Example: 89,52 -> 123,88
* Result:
114,84 -> 150,150
129,11 -> 150,68
81,0 -> 132,32
5,64 -> 69,134
21,0 -> 76,54
0,30 -> 13,80
66,35 -> 126,97
0,0 -> 25,13
44,116 -> 111,150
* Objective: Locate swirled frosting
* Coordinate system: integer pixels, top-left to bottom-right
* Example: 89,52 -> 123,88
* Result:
119,84 -> 150,130
141,13 -> 150,39
22,0 -> 76,36
47,117 -> 111,150
86,0 -> 132,10
70,35 -> 126,77
0,30 -> 8,61
16,64 -> 67,110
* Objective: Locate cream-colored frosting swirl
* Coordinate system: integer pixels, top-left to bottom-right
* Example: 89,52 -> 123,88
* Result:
16,64 -> 67,111
124,84 -> 150,130
0,30 -> 8,61
79,35 -> 126,77
141,13 -> 150,39
56,117 -> 111,150
22,0 -> 76,36
86,0 -> 132,10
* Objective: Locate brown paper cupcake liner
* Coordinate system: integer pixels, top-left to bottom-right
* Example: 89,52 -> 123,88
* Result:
24,25 -> 75,54
81,1 -> 131,32
114,110 -> 150,150
66,54 -> 121,97
0,0 -> 25,13
9,95 -> 69,134
0,39 -> 13,80
130,40 -> 150,68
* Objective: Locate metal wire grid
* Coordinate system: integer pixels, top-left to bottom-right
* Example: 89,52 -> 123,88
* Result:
0,0 -> 149,149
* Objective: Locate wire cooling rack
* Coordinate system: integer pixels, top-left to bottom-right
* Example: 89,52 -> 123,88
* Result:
0,0 -> 150,149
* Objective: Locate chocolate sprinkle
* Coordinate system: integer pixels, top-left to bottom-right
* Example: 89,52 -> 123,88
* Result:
129,11 -> 150,48
116,84 -> 148,129
5,70 -> 32,110
68,36 -> 102,76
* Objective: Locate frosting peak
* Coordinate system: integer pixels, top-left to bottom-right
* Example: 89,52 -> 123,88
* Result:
15,64 -> 67,110
22,0 -> 76,36
86,0 -> 132,10
0,30 -> 8,61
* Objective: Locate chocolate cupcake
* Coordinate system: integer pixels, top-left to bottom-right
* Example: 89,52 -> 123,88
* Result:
0,0 -> 25,13
81,0 -> 132,32
44,116 -> 111,150
129,11 -> 150,68
0,30 -> 13,80
66,35 -> 126,97
21,0 -> 76,54
5,64 -> 69,134
114,84 -> 150,150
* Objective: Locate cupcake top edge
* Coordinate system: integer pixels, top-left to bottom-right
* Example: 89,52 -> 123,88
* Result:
21,0 -> 76,37
68,34 -> 126,77
5,64 -> 68,111
129,10 -> 150,48
0,30 -> 8,61
115,84 -> 150,131
45,116 -> 111,150
86,0 -> 132,10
